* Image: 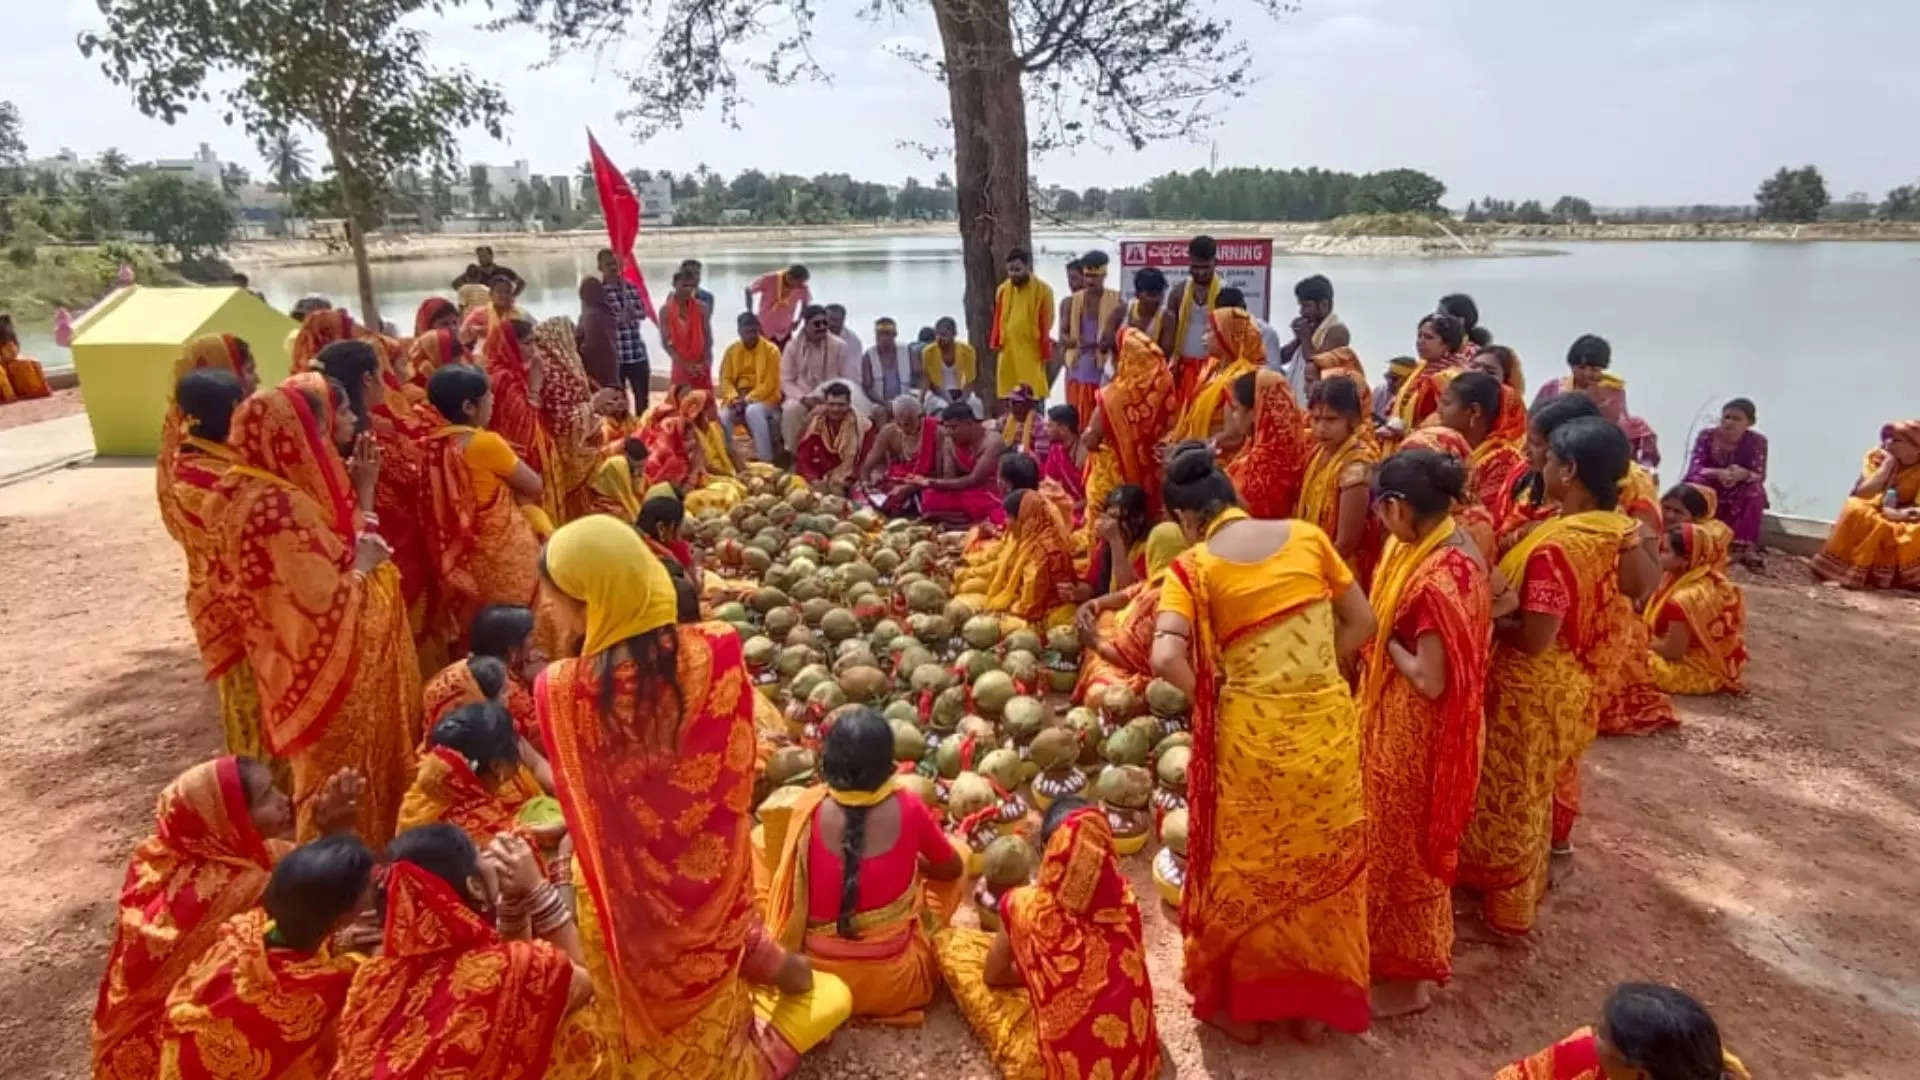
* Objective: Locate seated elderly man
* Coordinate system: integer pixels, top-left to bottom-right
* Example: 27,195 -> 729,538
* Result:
857,394 -> 932,509
899,402 -> 1006,525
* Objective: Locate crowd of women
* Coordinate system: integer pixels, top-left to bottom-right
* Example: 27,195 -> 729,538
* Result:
92,246 -> 1917,1079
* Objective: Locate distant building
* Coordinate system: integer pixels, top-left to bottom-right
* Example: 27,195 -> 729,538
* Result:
27,148 -> 90,187
551,175 -> 573,212
637,176 -> 675,226
151,143 -> 223,188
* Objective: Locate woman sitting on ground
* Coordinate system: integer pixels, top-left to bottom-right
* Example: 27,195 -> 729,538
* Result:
423,605 -> 543,739
0,312 -> 51,402
397,699 -> 556,849
158,834 -> 375,1079
1646,524 -> 1748,696
764,709 -> 965,1025
1078,483 -> 1153,602
1073,522 -> 1189,707
1810,419 -> 1920,591
936,797 -> 1161,1080
1495,982 -> 1748,1079
1683,397 -> 1768,566
979,455 -> 1080,628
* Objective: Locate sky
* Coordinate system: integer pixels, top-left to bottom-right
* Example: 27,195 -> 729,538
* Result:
15,0 -> 1920,207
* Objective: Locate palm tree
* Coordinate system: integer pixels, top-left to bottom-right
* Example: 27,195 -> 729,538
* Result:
97,147 -> 131,178
266,131 -> 311,192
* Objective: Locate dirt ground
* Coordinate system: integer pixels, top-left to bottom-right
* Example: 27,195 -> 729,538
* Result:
3,464 -> 1916,1079
0,387 -> 84,432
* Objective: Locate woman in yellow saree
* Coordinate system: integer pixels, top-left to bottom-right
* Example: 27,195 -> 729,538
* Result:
1810,419 -> 1920,590
1073,523 -> 1189,706
1297,374 -> 1379,577
534,516 -> 850,1078
209,375 -> 421,843
1591,427 -> 1677,739
530,315 -> 615,523
1459,416 -> 1654,937
1647,523 -> 1747,695
982,463 -> 1081,629
1167,301 -> 1265,444
1149,442 -> 1377,1041
157,334 -> 259,544
935,798 -> 1162,1080
1080,327 -> 1175,545
0,312 -> 51,401
1356,450 -> 1491,1017
1384,314 -> 1470,437
763,710 -> 965,1025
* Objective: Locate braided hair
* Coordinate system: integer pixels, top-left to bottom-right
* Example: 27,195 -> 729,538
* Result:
819,709 -> 896,939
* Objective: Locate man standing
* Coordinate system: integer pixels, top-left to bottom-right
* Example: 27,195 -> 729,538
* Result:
779,304 -> 844,459
1059,249 -> 1119,426
451,245 -> 523,294
679,258 -> 715,345
1278,273 -> 1348,399
659,270 -> 713,392
598,248 -> 652,411
745,264 -> 812,347
859,317 -> 913,404
1158,235 -> 1221,409
1104,266 -> 1169,348
1052,257 -> 1086,389
825,303 -> 864,381
989,246 -> 1055,407
719,312 -> 783,461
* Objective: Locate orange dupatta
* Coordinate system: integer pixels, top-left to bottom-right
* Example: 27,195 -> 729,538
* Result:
396,744 -> 537,845
414,296 -> 458,337
480,319 -> 554,475
158,908 -> 362,1080
1086,327 -> 1176,518
290,308 -> 355,371
1401,425 -> 1498,561
984,489 -> 1077,622
1311,346 -> 1371,418
1470,389 -> 1530,530
407,327 -> 462,388
1167,307 -> 1263,443
1645,522 -> 1747,690
1001,809 -> 1159,1080
168,436 -> 248,681
423,658 -> 539,739
157,333 -> 250,544
92,758 -> 282,1080
1223,369 -> 1311,519
331,862 -> 574,1080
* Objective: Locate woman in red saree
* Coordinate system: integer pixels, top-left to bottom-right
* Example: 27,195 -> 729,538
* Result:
1357,450 -> 1491,1017
210,374 -> 422,843
479,315 -> 559,493
157,834 -> 373,1080
1296,374 -> 1379,578
289,307 -> 357,371
158,334 -> 259,544
1401,425 -> 1498,563
1590,440 -> 1676,740
1646,523 -> 1748,696
1073,522 -> 1188,706
1168,302 -> 1265,444
1039,402 -> 1086,506
1221,369 -> 1312,520
1440,367 -> 1530,530
1384,313 -> 1470,436
535,516 -> 849,1078
407,326 -> 463,391
1495,982 -> 1749,1080
415,296 -> 459,337
935,799 -> 1161,1080
396,700 -> 546,850
1149,443 -> 1378,1041
1080,327 -> 1175,544
92,758 -> 293,1079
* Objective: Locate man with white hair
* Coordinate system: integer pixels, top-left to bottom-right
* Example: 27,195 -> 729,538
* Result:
856,394 -> 931,509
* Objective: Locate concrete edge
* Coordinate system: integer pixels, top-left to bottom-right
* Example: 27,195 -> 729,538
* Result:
0,450 -> 97,491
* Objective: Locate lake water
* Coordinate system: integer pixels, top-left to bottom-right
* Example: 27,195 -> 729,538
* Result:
33,234 -> 1920,516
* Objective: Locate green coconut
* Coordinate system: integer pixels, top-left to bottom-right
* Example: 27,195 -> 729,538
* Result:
889,718 -> 927,762
930,686 -> 968,733
1001,696 -> 1048,743
776,645 -> 818,679
743,636 -> 777,670
1002,650 -> 1042,688
1029,726 -> 1080,771
831,519 -> 861,538
1047,667 -> 1078,694
1145,678 -> 1191,719
943,597 -> 977,625
787,555 -> 820,580
836,666 -> 890,703
851,507 -> 882,532
841,561 -> 879,588
741,547 -> 772,574
972,670 -> 1017,717
1160,808 -> 1190,855
954,649 -> 1000,683
886,634 -> 920,660
978,748 -> 1024,791
713,601 -> 750,624
763,606 -> 800,640
784,625 -> 819,650
961,615 -> 1002,650
748,587 -> 789,615
934,738 -> 965,778
826,540 -> 859,566
787,664 -> 832,702
894,644 -> 936,682
910,613 -> 953,646
1002,628 -> 1043,656
787,577 -> 822,605
983,836 -> 1034,888
835,637 -> 875,662
764,745 -> 817,788
948,772 -> 998,819
1154,731 -> 1194,761
786,544 -> 821,567
820,608 -> 860,642
1095,764 -> 1154,808
869,548 -> 902,575
958,714 -> 998,743
800,597 -> 834,627
787,488 -> 818,512
910,663 -> 954,695
883,699 -> 919,725
897,772 -> 940,813
905,579 -> 949,614
1065,707 -> 1103,765
869,619 -> 903,651
1125,715 -> 1163,748
845,580 -> 878,605
1045,626 -> 1081,659
725,621 -> 756,640
761,564 -> 793,594
1156,745 -> 1192,790
1100,683 -> 1141,722
806,680 -> 847,714
1101,725 -> 1151,767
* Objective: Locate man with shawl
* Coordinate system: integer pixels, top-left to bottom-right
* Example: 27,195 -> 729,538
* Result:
935,800 -> 1161,1080
905,402 -> 1007,526
989,247 -> 1056,402
1057,251 -> 1120,423
1156,236 -> 1224,409
794,382 -> 861,493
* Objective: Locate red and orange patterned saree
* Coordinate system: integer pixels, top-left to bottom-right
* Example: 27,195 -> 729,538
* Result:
480,318 -> 558,480
92,758 -> 283,1080
1082,328 -> 1174,545
331,862 -> 575,1080
158,908 -> 362,1080
983,488 -> 1079,626
1402,426 -> 1498,563
423,657 -> 539,741
1001,809 -> 1160,1080
395,744 -> 540,847
418,413 -> 544,652
1591,465 -> 1676,738
1167,307 -> 1263,444
406,326 -> 462,390
1469,386 -> 1530,528
289,308 -> 355,371
1357,521 -> 1491,982
158,333 -> 252,545
1223,369 -> 1312,520
1646,522 -> 1748,695
212,377 -> 419,842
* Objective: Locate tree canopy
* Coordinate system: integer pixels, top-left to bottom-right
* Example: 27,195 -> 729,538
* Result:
120,172 -> 234,261
1755,166 -> 1829,223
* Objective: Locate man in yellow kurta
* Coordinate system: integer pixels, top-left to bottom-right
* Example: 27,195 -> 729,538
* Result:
989,247 -> 1055,402
719,311 -> 785,461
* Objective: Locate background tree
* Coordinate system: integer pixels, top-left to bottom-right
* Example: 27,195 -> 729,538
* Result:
1052,188 -> 1083,216
501,0 -> 1285,402
1551,195 -> 1594,224
0,102 -> 27,171
1081,186 -> 1108,216
98,147 -> 133,178
121,171 -> 234,260
1754,165 -> 1829,222
1352,168 -> 1447,215
264,132 -> 309,191
1881,183 -> 1920,222
220,162 -> 250,195
81,0 -> 509,328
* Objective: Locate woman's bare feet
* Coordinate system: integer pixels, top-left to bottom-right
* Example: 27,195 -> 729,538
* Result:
1370,979 -> 1436,1018
1201,1012 -> 1261,1045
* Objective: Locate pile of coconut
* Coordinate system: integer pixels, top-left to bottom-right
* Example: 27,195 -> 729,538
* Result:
689,476 -> 1198,912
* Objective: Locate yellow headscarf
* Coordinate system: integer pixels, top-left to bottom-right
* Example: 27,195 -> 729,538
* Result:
543,515 -> 677,655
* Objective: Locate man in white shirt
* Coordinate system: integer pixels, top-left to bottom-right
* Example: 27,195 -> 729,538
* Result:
780,304 -> 847,459
825,303 -> 864,381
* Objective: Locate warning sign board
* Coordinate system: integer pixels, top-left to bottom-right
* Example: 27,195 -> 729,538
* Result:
1118,237 -> 1274,320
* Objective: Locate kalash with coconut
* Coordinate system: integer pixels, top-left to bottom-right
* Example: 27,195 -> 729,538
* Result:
685,469 -> 1199,928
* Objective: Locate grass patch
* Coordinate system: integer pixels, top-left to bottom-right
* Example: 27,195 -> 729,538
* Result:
0,244 -> 189,329
1326,212 -> 1455,237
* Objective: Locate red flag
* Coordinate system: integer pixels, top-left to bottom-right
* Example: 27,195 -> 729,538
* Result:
587,129 -> 656,320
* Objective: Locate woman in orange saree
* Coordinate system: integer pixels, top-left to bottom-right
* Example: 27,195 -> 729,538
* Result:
1384,313 -> 1470,437
158,334 -> 259,543
0,312 -> 51,401
407,326 -> 463,391
1810,419 -> 1920,589
1167,303 -> 1265,444
1073,523 -> 1188,706
289,307 -> 356,371
1297,374 -> 1380,579
1439,367 -> 1530,530
982,483 -> 1080,629
531,315 -> 612,523
1589,442 -> 1676,740
1459,417 -> 1652,937
415,296 -> 459,337
418,364 -> 546,650
1494,983 -> 1749,1080
935,800 -> 1161,1080
1222,368 -> 1313,520
92,757 -> 292,1080
157,834 -> 373,1080
396,701 -> 546,849
1401,425 -> 1498,563
1080,327 -> 1175,545
480,315 -> 560,494
1646,523 -> 1747,696
1149,443 -> 1378,1040
1357,450 -> 1491,1017
535,516 -> 850,1078
764,711 -> 965,1025
210,375 -> 421,843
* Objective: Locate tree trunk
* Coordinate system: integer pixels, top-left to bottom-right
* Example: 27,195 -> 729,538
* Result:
932,0 -> 1030,410
326,133 -> 382,331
